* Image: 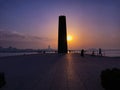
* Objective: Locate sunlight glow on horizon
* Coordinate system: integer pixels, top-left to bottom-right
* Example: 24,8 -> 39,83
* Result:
67,35 -> 73,42
0,0 -> 119,49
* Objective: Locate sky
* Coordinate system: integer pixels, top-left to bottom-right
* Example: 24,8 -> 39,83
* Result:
0,0 -> 120,49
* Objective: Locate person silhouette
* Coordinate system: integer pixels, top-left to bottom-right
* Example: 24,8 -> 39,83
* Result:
99,48 -> 102,56
81,49 -> 84,57
92,50 -> 95,56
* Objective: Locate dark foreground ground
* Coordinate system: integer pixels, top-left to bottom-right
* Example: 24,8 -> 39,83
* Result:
0,54 -> 120,90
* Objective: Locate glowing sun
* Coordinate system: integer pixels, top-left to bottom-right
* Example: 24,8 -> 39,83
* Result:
67,35 -> 73,41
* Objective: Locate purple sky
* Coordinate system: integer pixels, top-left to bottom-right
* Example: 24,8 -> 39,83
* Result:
0,0 -> 120,49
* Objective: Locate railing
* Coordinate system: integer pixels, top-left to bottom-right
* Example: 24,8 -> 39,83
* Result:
0,49 -> 120,57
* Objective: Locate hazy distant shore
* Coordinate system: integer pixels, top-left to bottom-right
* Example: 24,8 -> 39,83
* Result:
0,52 -> 120,58
0,50 -> 120,58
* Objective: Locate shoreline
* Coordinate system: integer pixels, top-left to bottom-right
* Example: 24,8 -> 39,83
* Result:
0,53 -> 120,58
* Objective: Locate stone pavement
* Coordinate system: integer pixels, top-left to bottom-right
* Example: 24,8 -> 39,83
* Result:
0,54 -> 120,90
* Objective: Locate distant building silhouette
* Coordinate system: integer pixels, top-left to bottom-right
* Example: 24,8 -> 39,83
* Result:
58,15 -> 68,53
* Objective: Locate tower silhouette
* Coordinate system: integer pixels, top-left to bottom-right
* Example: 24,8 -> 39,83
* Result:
58,15 -> 68,53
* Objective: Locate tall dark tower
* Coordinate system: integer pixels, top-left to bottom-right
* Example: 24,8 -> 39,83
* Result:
58,15 -> 68,53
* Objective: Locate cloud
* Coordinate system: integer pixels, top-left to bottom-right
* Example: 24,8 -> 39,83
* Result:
0,30 -> 52,48
0,30 -> 49,41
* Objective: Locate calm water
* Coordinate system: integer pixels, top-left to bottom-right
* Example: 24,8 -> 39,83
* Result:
104,50 -> 120,57
0,52 -> 38,57
0,50 -> 120,57
86,50 -> 120,57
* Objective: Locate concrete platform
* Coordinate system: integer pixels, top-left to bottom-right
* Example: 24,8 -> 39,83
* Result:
0,54 -> 120,90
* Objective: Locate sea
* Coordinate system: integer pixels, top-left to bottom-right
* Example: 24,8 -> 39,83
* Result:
0,50 -> 120,57
103,50 -> 120,57
85,49 -> 120,57
0,52 -> 38,57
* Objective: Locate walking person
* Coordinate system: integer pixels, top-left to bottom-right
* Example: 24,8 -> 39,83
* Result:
99,48 -> 102,56
92,50 -> 95,56
81,49 -> 84,57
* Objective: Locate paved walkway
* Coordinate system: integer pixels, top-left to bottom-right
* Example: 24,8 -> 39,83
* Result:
0,54 -> 120,90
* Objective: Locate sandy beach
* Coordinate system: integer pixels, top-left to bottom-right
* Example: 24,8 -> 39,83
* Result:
0,54 -> 120,90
